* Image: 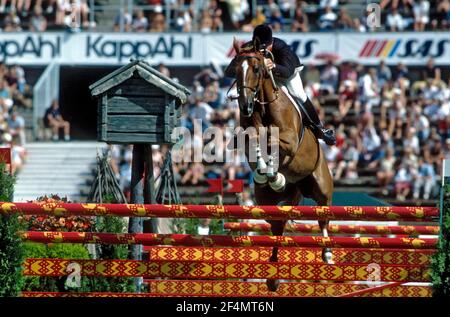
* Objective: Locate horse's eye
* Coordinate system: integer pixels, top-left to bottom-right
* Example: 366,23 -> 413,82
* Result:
254,66 -> 260,74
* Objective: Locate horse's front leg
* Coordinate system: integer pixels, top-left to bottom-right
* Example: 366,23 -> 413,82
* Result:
319,220 -> 333,263
266,220 -> 286,292
264,128 -> 298,192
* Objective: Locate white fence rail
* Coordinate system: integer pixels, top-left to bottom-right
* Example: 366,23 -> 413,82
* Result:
32,63 -> 60,140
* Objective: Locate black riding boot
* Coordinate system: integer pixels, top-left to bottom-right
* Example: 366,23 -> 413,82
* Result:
296,97 -> 336,145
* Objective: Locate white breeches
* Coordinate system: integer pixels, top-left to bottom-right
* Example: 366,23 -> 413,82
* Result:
285,68 -> 308,103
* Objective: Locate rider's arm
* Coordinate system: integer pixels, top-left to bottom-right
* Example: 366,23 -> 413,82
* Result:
272,63 -> 292,79
271,42 -> 297,79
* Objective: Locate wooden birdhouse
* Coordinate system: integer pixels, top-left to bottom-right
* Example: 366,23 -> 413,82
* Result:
89,59 -> 190,144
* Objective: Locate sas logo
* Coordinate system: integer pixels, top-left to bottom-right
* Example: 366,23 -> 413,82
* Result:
359,39 -> 450,58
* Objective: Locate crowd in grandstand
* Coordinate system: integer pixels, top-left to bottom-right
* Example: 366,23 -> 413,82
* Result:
0,62 -> 31,174
0,0 -> 91,31
0,0 -> 449,32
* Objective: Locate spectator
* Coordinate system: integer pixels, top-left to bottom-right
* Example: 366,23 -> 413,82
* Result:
133,9 -> 149,32
3,11 -> 22,31
386,7 -> 405,31
174,9 -> 192,32
413,0 -> 430,31
157,63 -> 170,77
181,162 -> 204,185
55,0 -> 70,26
0,80 -> 13,111
359,68 -> 380,112
7,110 -> 25,146
268,7 -> 284,31
394,163 -> 412,201
360,120 -> 382,166
413,158 -> 436,199
431,0 -> 450,29
150,12 -> 166,32
337,8 -> 354,30
291,6 -> 308,32
413,104 -> 430,143
353,17 -> 367,32
211,3 -> 224,32
189,97 -> 214,130
241,6 -> 265,31
113,7 -> 132,32
227,0 -> 249,29
30,6 -> 48,31
377,61 -> 392,88
199,9 -> 213,33
44,99 -> 71,141
394,63 -> 409,80
320,60 -> 339,94
318,5 -> 337,31
445,138 -> 450,159
421,58 -> 441,81
376,147 -> 396,195
334,140 -> 359,180
338,79 -> 358,118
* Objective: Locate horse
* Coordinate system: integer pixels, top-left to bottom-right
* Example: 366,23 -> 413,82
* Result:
230,39 -> 334,292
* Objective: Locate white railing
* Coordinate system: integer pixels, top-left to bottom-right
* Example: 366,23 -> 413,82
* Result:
32,62 -> 60,140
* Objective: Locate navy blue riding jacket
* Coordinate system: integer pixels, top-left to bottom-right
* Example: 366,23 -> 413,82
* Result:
225,37 -> 302,80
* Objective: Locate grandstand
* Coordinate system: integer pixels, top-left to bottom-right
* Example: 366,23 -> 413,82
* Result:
0,0 -> 448,208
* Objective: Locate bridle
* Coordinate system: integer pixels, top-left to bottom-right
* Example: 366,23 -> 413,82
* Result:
228,53 -> 279,106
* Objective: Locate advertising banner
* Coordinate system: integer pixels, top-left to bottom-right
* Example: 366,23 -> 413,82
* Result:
338,32 -> 450,65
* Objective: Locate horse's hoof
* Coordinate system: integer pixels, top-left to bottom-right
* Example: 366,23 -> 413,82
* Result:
266,279 -> 279,292
253,170 -> 268,185
269,173 -> 286,192
322,248 -> 334,264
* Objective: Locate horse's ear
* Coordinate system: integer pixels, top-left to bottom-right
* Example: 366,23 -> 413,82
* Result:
253,37 -> 260,52
233,37 -> 240,55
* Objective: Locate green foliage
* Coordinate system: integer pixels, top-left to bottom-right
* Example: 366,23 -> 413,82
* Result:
89,194 -> 135,293
22,242 -> 92,292
171,218 -> 225,235
0,162 -> 23,297
431,184 -> 450,297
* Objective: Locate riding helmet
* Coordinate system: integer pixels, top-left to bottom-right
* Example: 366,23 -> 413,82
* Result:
253,24 -> 273,49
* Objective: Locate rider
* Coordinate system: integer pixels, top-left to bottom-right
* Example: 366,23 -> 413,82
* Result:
225,24 -> 336,146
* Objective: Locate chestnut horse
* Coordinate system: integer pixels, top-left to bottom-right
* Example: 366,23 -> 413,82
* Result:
230,40 -> 334,291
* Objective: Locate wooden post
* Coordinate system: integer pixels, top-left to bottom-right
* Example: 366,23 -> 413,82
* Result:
143,145 -> 157,233
144,145 -> 156,204
129,144 -> 145,292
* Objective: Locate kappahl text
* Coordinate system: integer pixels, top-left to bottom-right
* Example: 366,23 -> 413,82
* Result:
0,35 -> 61,61
86,35 -> 192,62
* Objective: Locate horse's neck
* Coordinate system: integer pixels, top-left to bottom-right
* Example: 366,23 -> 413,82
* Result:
261,78 -> 276,104
260,77 -> 303,132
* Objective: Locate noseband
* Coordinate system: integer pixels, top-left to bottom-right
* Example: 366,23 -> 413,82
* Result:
228,54 -> 279,105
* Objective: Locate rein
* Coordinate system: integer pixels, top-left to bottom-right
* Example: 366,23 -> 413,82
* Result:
227,54 -> 279,105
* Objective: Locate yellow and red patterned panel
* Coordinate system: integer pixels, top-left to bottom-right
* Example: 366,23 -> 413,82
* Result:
145,246 -> 434,266
23,258 -> 431,282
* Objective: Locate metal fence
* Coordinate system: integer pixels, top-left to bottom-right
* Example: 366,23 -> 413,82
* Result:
32,62 -> 60,140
